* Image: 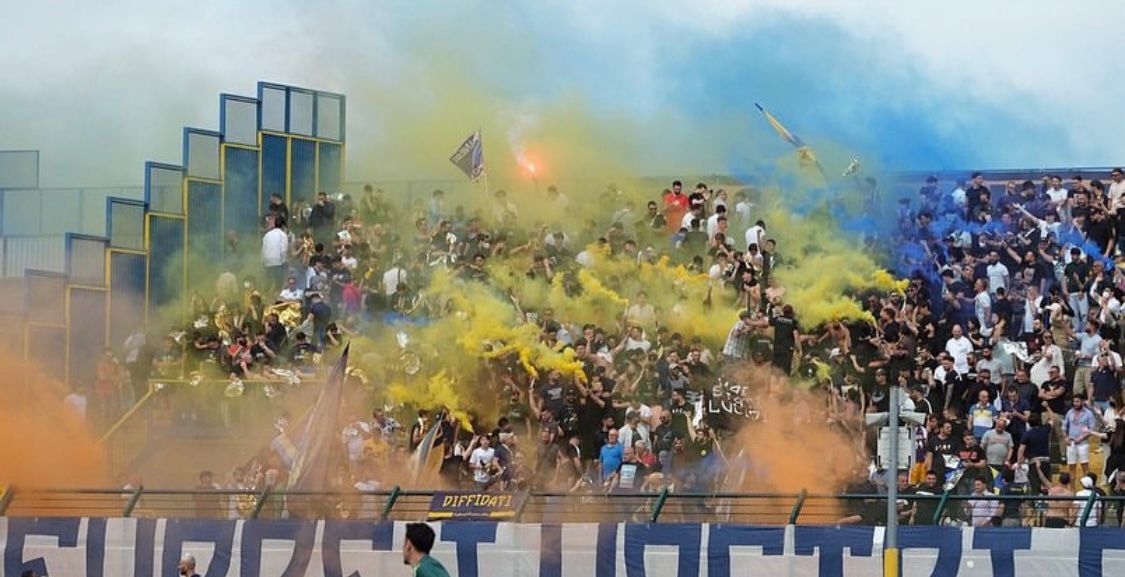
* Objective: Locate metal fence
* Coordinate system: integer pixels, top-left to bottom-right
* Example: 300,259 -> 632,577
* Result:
3,488 -> 1124,528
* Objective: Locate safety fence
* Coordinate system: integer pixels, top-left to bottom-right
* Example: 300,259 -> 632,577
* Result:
3,487 -> 1124,528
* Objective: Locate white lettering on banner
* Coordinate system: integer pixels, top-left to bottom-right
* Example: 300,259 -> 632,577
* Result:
1,518 -> 1124,576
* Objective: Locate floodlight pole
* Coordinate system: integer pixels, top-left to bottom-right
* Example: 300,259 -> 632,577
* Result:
884,385 -> 900,577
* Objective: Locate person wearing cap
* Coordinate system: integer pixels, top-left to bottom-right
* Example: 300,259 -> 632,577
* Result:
178,554 -> 200,577
1074,474 -> 1104,527
402,523 -> 450,577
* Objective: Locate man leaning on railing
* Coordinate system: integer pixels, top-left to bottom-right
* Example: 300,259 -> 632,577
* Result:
965,478 -> 1000,526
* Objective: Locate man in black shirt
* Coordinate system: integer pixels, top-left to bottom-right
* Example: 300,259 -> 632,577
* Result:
911,471 -> 943,525
1039,366 -> 1068,416
769,304 -> 800,375
308,191 -> 337,244
925,420 -> 960,483
1018,412 -> 1053,496
667,389 -> 693,440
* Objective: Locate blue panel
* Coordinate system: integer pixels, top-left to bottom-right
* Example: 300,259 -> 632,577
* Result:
27,324 -> 66,382
109,252 -> 145,350
148,216 -> 184,316
221,148 -> 260,238
186,180 -> 223,287
291,138 -> 316,205
261,134 -> 287,212
318,142 -> 342,193
68,288 -> 107,386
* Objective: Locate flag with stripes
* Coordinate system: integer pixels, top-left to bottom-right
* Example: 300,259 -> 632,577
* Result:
287,344 -> 350,491
410,418 -> 445,483
450,130 -> 485,182
754,103 -> 827,179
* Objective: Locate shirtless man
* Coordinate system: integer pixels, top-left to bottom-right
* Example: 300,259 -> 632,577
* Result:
1044,472 -> 1075,528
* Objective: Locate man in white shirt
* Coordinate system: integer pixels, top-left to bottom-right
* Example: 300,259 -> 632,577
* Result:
468,435 -> 497,490
278,276 -> 304,302
734,192 -> 753,226
1108,168 -> 1125,210
985,251 -> 1010,294
261,215 -> 289,293
680,204 -> 706,231
950,182 -> 967,209
973,279 -> 992,330
744,220 -> 766,250
706,205 -> 727,239
1045,175 -> 1068,215
382,263 -> 408,297
945,324 -> 973,374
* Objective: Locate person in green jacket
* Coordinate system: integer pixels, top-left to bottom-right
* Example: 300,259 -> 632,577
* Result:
403,523 -> 451,577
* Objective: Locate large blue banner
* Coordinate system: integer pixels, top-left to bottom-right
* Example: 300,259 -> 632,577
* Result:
2,519 -> 1124,576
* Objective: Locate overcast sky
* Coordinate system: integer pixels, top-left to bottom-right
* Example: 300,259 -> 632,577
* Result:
2,0 -> 1122,187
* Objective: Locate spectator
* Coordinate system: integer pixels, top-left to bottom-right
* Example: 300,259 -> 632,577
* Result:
1063,396 -> 1097,482
965,477 -> 999,527
261,214 -> 289,293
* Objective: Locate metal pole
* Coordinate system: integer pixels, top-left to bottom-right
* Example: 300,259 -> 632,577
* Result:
884,385 -> 900,577
380,486 -> 402,521
650,487 -> 671,523
0,486 -> 15,516
788,489 -> 808,525
123,485 -> 144,518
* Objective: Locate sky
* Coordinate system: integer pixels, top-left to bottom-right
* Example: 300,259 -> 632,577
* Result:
1,0 -> 1122,187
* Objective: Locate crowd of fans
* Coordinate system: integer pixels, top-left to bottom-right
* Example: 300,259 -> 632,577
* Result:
87,168 -> 1125,526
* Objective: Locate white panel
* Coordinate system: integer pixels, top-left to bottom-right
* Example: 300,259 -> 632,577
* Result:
316,94 -> 342,140
186,132 -> 220,180
38,188 -> 82,235
3,235 -> 65,277
149,167 -> 183,214
69,237 -> 106,285
224,98 -> 259,146
109,202 -> 145,250
1,189 -> 42,235
0,150 -> 39,188
289,90 -> 314,136
261,86 -> 287,132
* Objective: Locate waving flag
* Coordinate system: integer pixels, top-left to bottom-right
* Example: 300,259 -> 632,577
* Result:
450,130 -> 485,182
410,416 -> 444,483
286,344 -> 350,491
754,103 -> 827,180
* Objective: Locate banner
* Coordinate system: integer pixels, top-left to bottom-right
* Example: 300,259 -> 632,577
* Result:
3,518 -> 1125,576
429,492 -> 527,520
450,130 -> 485,182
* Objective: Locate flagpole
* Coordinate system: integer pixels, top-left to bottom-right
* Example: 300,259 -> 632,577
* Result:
480,126 -> 490,197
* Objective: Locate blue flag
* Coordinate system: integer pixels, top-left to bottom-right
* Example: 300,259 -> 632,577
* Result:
286,344 -> 350,491
450,130 -> 485,182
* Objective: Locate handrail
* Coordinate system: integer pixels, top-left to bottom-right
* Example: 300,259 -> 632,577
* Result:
15,488 -> 1125,503
99,388 -> 156,444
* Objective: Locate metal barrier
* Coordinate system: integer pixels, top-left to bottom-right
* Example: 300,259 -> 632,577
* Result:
4,488 -> 1125,527
98,378 -> 328,480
